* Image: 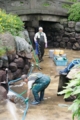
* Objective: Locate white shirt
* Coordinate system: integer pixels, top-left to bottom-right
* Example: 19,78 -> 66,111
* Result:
34,32 -> 47,44
27,73 -> 38,89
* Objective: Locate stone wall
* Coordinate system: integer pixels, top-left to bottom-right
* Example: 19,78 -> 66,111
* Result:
40,20 -> 80,50
0,32 -> 32,83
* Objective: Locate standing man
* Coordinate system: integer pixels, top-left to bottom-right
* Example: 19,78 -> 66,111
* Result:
34,27 -> 47,62
21,73 -> 50,105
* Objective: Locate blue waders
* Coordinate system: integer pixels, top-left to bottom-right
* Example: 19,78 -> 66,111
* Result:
32,75 -> 50,102
60,59 -> 80,74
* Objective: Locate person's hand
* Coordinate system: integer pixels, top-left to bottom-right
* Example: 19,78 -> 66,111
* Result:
45,43 -> 47,48
25,98 -> 29,103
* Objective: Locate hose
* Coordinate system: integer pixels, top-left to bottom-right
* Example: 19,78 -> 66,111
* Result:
22,102 -> 29,120
9,89 -> 29,120
8,63 -> 34,120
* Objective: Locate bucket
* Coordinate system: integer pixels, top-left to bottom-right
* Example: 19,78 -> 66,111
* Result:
54,50 -> 60,55
49,50 -> 54,58
59,50 -> 64,55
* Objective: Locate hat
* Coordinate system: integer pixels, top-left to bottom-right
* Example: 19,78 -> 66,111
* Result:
39,27 -> 43,30
21,74 -> 28,80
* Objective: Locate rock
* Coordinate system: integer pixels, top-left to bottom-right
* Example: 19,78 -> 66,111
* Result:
14,58 -> 24,69
0,70 -> 6,82
52,23 -> 64,31
0,59 -> 3,68
53,42 -> 60,48
75,33 -> 80,39
56,36 -> 62,42
60,19 -> 68,27
69,32 -> 75,38
9,62 -> 17,72
0,32 -> 16,55
8,70 -> 14,81
68,21 -> 75,28
65,27 -> 75,32
60,42 -> 66,48
13,69 -> 22,79
67,42 -> 72,49
70,38 -> 76,43
8,53 -> 16,63
23,65 -> 29,74
64,32 -> 70,37
72,42 -> 80,50
1,56 -> 9,68
0,86 -> 7,100
62,37 -> 69,42
76,38 -> 80,44
75,22 -> 80,32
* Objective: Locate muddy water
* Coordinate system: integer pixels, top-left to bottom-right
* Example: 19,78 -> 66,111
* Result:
0,49 -> 80,120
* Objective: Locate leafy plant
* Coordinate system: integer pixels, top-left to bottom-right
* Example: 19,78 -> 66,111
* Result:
62,0 -> 77,9
59,72 -> 80,120
0,9 -> 24,35
68,2 -> 80,21
62,3 -> 71,9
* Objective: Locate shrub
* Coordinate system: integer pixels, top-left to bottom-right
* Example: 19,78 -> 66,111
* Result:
0,9 -> 24,35
62,0 -> 77,9
59,72 -> 80,120
68,2 -> 80,21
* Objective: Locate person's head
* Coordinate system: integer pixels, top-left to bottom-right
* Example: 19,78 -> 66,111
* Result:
39,27 -> 43,33
21,74 -> 28,83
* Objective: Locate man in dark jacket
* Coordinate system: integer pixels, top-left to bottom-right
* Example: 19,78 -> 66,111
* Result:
21,73 -> 50,105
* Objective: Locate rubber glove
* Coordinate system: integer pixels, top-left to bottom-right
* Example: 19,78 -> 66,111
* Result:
45,43 -> 47,48
25,98 -> 29,103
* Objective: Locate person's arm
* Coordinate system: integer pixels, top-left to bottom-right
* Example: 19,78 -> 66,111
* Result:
34,33 -> 38,42
26,88 -> 31,99
44,33 -> 47,48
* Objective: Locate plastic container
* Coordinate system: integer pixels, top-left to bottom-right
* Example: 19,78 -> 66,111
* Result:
53,56 -> 68,66
54,50 -> 60,55
54,50 -> 64,56
49,50 -> 54,58
59,50 -> 64,55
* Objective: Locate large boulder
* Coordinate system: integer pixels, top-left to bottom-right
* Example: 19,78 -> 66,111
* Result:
14,36 -> 32,57
0,32 -> 16,55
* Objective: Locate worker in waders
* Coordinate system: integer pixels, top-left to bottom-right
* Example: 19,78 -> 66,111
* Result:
34,27 -> 47,62
21,73 -> 50,105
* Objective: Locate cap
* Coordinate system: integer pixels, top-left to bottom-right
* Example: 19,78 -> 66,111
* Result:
21,74 -> 28,80
39,27 -> 43,30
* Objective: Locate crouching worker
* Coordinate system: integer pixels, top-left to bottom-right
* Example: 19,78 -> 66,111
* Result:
21,73 -> 50,105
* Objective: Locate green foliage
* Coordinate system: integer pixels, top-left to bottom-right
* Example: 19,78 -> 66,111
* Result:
0,47 -> 6,57
62,0 -> 77,9
62,3 -> 71,9
43,2 -> 50,7
0,9 -> 24,35
67,0 -> 77,2
68,2 -> 80,21
59,72 -> 80,120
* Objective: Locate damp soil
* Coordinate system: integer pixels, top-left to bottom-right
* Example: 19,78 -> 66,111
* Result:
0,49 -> 79,120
